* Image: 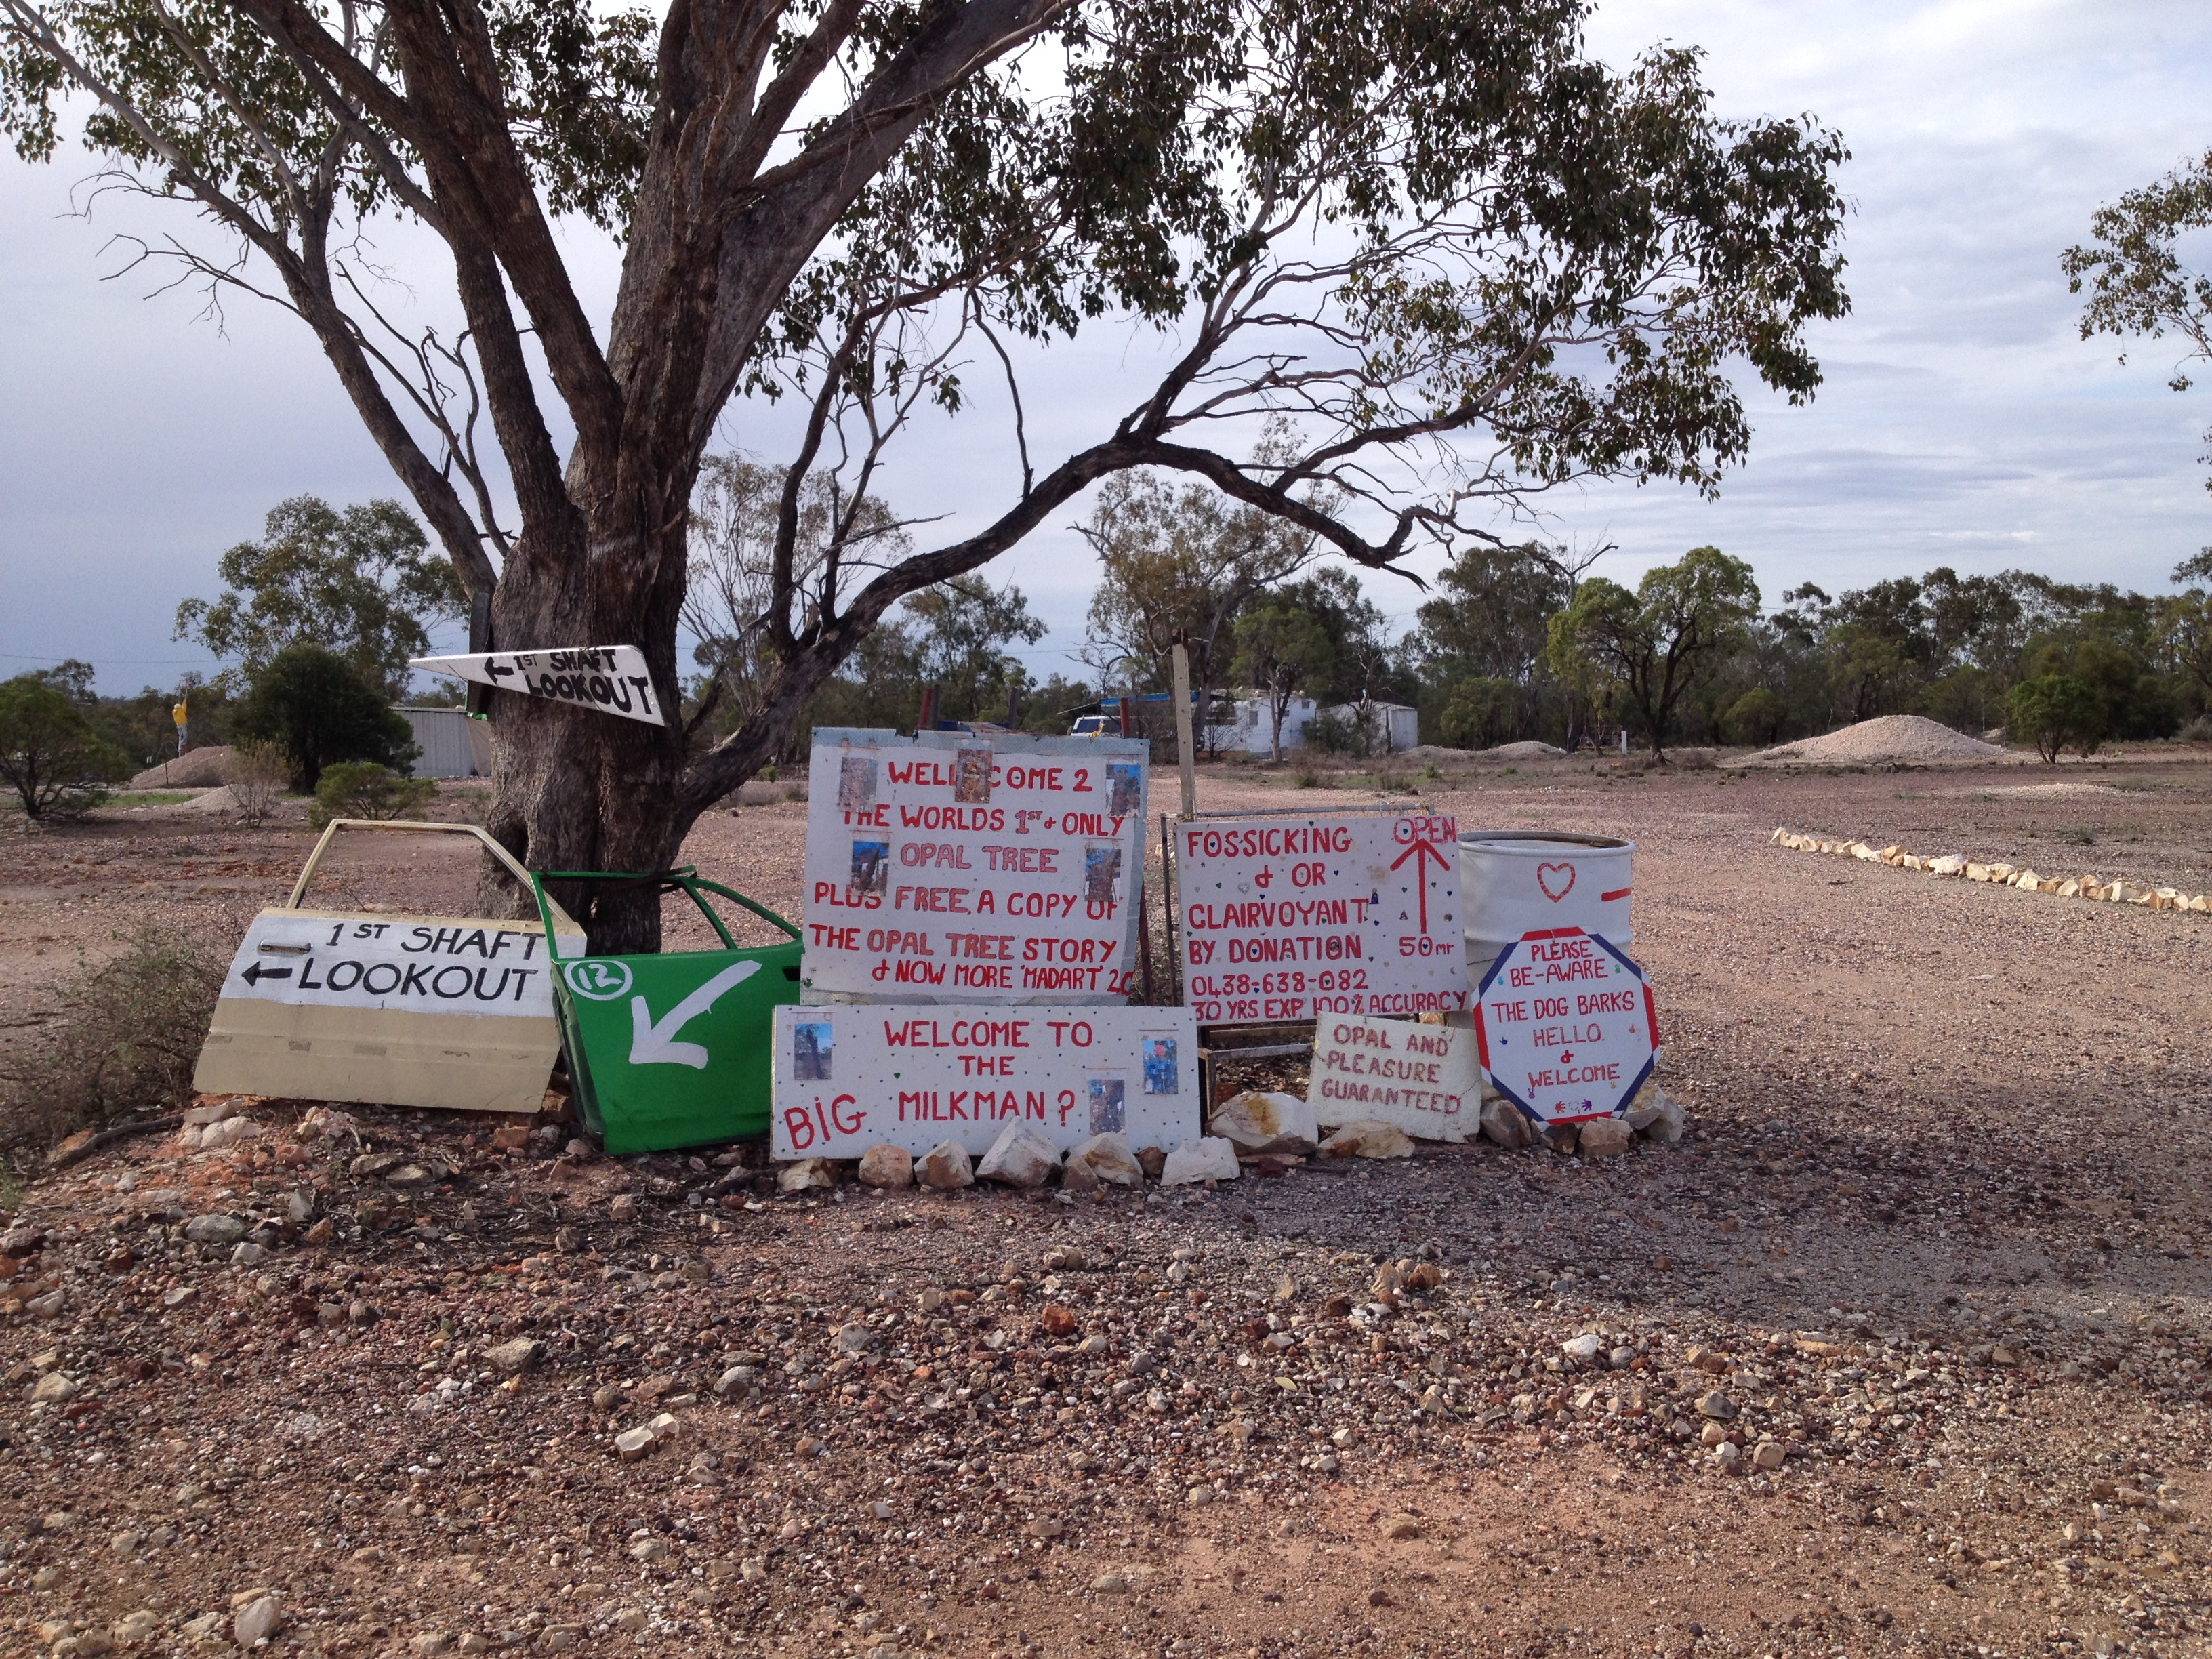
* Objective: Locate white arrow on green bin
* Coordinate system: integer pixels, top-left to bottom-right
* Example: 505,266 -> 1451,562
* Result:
628,961 -> 760,1068
410,644 -> 665,726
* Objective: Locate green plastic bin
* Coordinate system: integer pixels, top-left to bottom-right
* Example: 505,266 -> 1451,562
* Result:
529,868 -> 802,1154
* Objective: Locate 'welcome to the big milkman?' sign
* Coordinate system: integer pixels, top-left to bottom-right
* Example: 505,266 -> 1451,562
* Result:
769,1003 -> 1198,1158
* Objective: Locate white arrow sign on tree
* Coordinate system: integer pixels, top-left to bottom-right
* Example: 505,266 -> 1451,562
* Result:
628,960 -> 760,1068
410,646 -> 665,726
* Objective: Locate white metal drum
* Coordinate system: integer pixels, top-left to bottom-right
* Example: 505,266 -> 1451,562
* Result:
1458,830 -> 1635,988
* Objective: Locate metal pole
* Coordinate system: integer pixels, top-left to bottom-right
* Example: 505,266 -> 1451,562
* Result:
1171,642 -> 1196,819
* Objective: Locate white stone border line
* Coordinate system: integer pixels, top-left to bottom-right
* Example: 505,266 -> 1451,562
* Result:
1769,827 -> 2211,912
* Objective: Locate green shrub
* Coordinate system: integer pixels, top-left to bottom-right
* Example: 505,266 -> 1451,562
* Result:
0,928 -> 226,1151
2007,674 -> 2102,762
230,642 -> 415,789
1304,710 -> 1357,754
222,739 -> 292,826
310,761 -> 438,827
1439,678 -> 1522,750
0,674 -> 132,821
1719,686 -> 1784,747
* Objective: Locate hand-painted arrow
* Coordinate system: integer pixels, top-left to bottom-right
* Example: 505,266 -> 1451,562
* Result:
628,960 -> 761,1069
1388,838 -> 1452,933
410,645 -> 664,726
241,962 -> 293,985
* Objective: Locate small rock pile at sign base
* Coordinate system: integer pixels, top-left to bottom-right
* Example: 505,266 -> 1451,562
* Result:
777,1080 -> 1689,1193
1771,827 -> 2212,914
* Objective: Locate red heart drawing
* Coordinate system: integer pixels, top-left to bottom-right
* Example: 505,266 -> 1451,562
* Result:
1536,862 -> 1576,902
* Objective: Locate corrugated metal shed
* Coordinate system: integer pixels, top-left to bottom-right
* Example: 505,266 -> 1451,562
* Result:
394,706 -> 493,778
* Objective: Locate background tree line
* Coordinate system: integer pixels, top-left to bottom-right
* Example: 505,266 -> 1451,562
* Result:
1063,470 -> 2212,759
15,473 -> 2210,823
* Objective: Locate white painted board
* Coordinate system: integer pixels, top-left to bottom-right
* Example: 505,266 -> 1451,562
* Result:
411,646 -> 665,726
216,910 -> 558,1017
1307,1014 -> 1480,1141
1473,927 -> 1658,1124
800,732 -> 1147,1002
770,1003 -> 1198,1160
1174,810 -> 1470,1023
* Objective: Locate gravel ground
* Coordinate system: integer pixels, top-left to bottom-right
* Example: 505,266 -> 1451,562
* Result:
1,752 -> 2209,1659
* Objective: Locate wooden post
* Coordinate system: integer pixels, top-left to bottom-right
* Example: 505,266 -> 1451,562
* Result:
1171,642 -> 1196,819
1161,813 -> 1180,1006
1136,865 -> 1153,1004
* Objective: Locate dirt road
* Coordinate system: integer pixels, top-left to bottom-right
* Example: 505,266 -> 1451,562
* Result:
0,753 -> 2208,1659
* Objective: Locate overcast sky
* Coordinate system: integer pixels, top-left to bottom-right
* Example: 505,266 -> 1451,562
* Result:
1,0 -> 2208,696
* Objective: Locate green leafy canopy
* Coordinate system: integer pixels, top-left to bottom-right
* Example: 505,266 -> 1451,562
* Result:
174,495 -> 467,699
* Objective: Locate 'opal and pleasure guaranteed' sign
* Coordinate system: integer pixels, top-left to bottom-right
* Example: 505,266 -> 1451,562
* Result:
1473,926 -> 1658,1124
1174,811 -> 1469,1023
800,733 -> 1147,1002
1306,1012 -> 1481,1141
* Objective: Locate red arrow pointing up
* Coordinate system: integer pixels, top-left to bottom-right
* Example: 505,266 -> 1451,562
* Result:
1389,838 -> 1451,933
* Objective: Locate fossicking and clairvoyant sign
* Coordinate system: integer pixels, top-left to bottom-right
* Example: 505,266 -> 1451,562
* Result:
800,731 -> 1148,1002
1174,811 -> 1469,1023
769,1004 -> 1198,1159
411,646 -> 665,726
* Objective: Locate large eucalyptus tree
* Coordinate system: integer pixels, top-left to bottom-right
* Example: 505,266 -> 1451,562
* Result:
2,0 -> 1848,947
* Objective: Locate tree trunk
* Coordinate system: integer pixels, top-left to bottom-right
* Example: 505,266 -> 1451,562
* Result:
476,509 -> 697,953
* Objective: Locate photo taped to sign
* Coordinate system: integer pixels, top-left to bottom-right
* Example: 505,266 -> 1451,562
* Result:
954,747 -> 993,804
1142,1037 -> 1179,1095
838,755 -> 876,814
1106,762 -> 1141,818
1089,1077 -> 1126,1134
1176,811 -> 1469,1024
850,840 -> 890,898
771,1003 -> 1195,1158
802,731 -> 1148,1002
793,1019 -> 834,1080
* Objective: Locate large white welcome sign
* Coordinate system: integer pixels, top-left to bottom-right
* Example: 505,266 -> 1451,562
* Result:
799,731 -> 1148,1002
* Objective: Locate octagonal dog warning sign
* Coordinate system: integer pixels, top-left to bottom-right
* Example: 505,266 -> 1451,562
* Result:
1473,926 -> 1658,1125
